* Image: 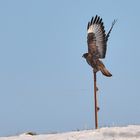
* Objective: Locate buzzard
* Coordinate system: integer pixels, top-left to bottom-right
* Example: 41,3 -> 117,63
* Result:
83,15 -> 116,77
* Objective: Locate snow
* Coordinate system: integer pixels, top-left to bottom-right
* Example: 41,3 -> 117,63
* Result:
0,125 -> 140,140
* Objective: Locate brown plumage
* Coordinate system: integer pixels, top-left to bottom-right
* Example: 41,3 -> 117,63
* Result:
83,15 -> 116,77
83,53 -> 112,77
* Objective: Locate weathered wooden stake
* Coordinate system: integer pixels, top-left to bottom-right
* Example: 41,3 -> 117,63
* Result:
93,71 -> 98,129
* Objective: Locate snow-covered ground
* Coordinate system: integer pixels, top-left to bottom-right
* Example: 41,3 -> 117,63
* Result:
0,125 -> 140,140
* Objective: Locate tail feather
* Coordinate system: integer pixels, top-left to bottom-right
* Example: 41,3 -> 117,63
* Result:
97,60 -> 112,77
100,67 -> 112,77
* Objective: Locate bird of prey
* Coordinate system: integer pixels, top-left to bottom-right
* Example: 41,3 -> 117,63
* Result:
83,15 -> 116,77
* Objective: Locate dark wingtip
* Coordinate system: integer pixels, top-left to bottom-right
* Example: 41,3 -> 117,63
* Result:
87,22 -> 90,30
93,15 -> 98,23
91,17 -> 94,24
96,16 -> 100,23
106,18 -> 117,41
112,19 -> 117,26
99,18 -> 102,24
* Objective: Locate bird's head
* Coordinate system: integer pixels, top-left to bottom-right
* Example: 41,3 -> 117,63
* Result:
82,53 -> 89,59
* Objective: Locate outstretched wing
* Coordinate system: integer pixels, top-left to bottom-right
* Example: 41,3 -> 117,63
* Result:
106,19 -> 117,42
87,15 -> 106,58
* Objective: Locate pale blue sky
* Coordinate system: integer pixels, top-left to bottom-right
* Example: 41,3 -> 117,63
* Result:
0,0 -> 140,136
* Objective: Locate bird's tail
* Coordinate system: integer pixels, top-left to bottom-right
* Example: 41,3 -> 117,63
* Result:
100,67 -> 112,77
97,60 -> 112,77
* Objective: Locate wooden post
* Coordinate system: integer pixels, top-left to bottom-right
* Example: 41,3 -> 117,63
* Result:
93,71 -> 98,129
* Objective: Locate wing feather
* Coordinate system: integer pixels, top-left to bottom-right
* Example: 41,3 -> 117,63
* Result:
106,19 -> 117,42
87,15 -> 106,58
